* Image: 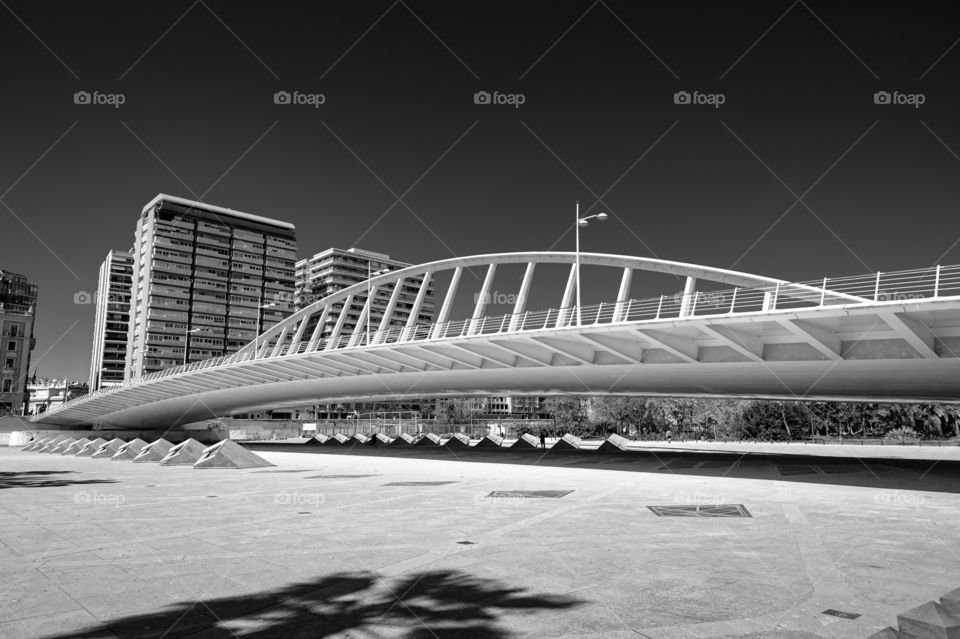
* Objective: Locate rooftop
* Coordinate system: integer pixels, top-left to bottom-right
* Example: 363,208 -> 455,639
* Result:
142,193 -> 296,231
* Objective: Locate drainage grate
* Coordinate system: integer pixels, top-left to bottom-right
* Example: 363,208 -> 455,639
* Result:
647,504 -> 752,518
305,474 -> 379,479
817,465 -> 864,474
383,481 -> 458,486
658,459 -> 700,470
487,490 -> 574,499
822,609 -> 860,620
777,465 -> 819,476
698,461 -> 736,469
457,541 -> 477,545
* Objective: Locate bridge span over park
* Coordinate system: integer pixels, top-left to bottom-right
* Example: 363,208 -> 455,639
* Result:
32,251 -> 960,429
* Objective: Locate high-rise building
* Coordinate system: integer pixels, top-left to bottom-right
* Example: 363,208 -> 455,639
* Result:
294,247 -> 434,342
89,250 -> 133,390
125,194 -> 297,380
0,269 -> 37,415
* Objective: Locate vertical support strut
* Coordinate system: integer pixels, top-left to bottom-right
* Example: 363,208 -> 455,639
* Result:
508,262 -> 536,332
679,276 -> 697,318
375,277 -> 405,344
326,295 -> 354,350
401,272 -> 432,342
306,306 -> 330,352
270,326 -> 290,357
431,267 -> 462,339
556,263 -> 577,328
288,316 -> 309,355
469,264 -> 497,336
614,267 -> 632,322
349,290 -> 376,348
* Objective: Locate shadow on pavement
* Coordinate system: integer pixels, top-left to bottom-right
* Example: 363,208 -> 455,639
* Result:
39,569 -> 585,639
0,471 -> 118,490
247,441 -> 960,495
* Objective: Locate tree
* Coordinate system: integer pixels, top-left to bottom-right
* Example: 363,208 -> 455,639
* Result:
543,397 -> 589,436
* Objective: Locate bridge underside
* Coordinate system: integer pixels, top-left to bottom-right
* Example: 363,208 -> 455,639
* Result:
35,299 -> 960,429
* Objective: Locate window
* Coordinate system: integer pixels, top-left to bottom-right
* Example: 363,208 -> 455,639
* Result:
4,359 -> 13,369
7,341 -> 15,352
9,325 -> 18,338
2,380 -> 11,393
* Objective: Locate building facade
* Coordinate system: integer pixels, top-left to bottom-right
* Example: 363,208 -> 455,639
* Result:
28,379 -> 88,415
89,250 -> 133,390
125,194 -> 297,380
0,269 -> 37,415
294,247 -> 434,343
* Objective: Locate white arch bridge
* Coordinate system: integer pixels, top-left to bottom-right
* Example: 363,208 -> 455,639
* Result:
35,252 -> 960,429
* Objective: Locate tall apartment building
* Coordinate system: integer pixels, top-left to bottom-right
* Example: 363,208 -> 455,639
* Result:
0,269 -> 37,415
294,247 -> 434,342
125,194 -> 296,380
89,250 -> 133,390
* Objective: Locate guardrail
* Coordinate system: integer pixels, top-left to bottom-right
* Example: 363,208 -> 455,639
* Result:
41,263 -> 960,417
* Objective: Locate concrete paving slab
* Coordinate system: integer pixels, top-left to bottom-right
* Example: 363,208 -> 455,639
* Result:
1,444 -> 959,638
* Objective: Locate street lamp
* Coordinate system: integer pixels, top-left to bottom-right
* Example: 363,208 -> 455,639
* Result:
367,262 -> 390,345
183,327 -> 207,366
575,201 -> 608,326
255,294 -> 277,355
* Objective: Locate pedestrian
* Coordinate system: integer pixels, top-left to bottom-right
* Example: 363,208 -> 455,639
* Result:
666,428 -> 672,443
539,430 -> 546,449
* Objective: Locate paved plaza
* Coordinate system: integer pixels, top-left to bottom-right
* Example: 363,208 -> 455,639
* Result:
1,443 -> 959,638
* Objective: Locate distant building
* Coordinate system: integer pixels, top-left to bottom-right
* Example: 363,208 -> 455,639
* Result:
27,379 -> 88,415
294,247 -> 434,342
291,247 -> 434,420
0,269 -> 37,416
126,194 -> 297,380
89,250 -> 133,390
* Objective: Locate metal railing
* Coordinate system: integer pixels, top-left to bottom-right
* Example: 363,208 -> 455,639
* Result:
41,263 -> 960,417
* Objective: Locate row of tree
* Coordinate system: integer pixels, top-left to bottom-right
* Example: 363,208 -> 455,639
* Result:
437,397 -> 960,440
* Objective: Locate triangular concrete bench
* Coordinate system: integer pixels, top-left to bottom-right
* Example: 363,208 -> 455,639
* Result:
23,437 -> 50,452
897,600 -> 960,638
474,434 -> 504,448
158,439 -> 206,466
61,438 -> 92,455
48,438 -> 78,454
75,438 -> 107,457
415,433 -> 442,446
133,439 -> 174,463
370,433 -> 393,445
598,434 -> 631,452
305,434 -> 329,445
321,433 -> 350,446
510,433 -> 540,449
110,438 -> 148,461
942,587 -> 960,615
351,434 -> 371,445
550,434 -> 582,451
193,439 -> 275,469
90,438 -> 126,459
444,433 -> 471,447
865,628 -> 903,639
35,436 -> 66,453
389,433 -> 415,446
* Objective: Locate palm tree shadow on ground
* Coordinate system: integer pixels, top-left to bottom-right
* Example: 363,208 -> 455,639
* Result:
43,569 -> 585,639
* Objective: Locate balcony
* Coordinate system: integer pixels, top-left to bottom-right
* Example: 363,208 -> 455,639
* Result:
233,227 -> 264,241
197,221 -> 230,236
196,247 -> 229,261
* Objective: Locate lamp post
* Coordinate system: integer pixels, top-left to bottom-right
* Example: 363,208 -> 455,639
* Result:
575,201 -> 608,326
255,292 -> 277,355
183,327 -> 207,366
367,262 -> 389,345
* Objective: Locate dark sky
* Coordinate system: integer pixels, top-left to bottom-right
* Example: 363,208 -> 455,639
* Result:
2,1 -> 960,381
